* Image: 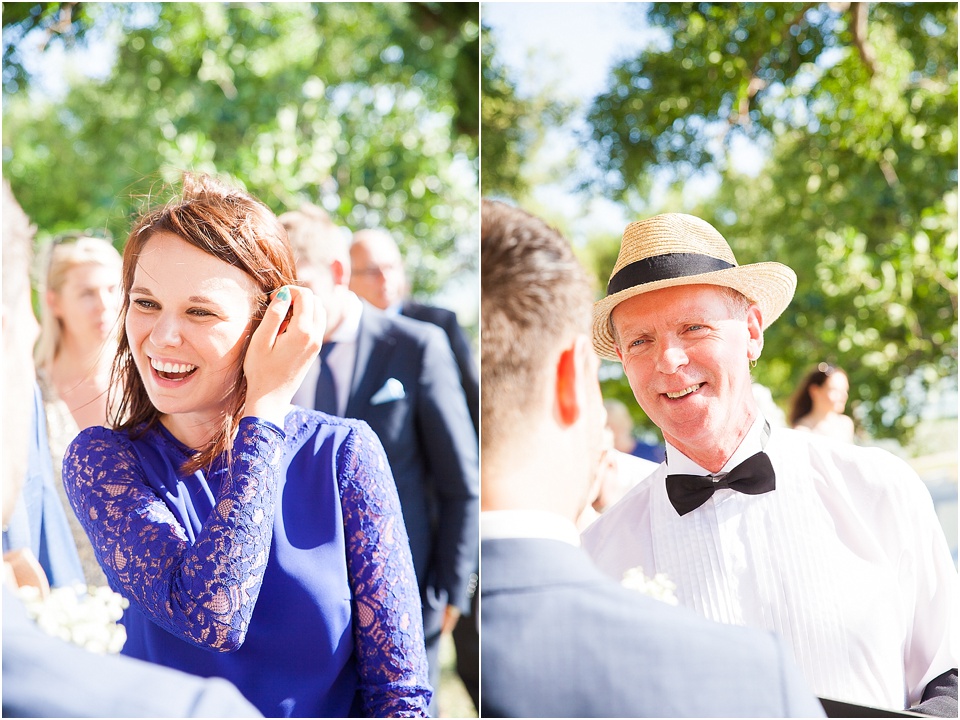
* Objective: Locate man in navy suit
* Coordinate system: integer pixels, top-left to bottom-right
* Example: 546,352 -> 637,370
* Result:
479,199 -> 823,718
280,206 -> 479,708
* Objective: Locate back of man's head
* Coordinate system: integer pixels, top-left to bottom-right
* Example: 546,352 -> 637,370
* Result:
480,199 -> 594,458
278,203 -> 349,276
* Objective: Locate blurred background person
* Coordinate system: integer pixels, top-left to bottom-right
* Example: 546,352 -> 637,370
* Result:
350,227 -> 479,433
34,234 -> 123,587
3,178 -> 261,718
282,206 -> 479,716
788,362 -> 855,443
578,410 -> 659,531
603,397 -> 666,463
2,227 -> 85,591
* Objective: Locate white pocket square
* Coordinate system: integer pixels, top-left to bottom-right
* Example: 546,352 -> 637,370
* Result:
370,378 -> 406,405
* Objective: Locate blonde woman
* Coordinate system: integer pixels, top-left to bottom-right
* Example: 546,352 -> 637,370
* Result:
35,235 -> 122,586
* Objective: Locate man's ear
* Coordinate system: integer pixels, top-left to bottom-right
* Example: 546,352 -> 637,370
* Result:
556,335 -> 591,427
331,259 -> 347,286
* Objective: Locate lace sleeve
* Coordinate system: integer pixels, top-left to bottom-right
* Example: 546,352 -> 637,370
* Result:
62,418 -> 285,652
337,423 -> 432,718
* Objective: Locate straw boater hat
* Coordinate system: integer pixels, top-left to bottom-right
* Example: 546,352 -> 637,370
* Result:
593,213 -> 797,361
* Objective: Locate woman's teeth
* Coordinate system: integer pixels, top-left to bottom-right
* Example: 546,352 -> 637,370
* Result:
150,358 -> 197,376
666,384 -> 702,399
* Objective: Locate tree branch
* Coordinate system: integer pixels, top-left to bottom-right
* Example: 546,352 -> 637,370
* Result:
37,2 -> 80,52
851,2 -> 878,76
733,2 -> 818,126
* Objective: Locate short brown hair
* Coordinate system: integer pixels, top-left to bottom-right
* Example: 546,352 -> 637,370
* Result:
278,203 -> 348,272
111,173 -> 297,473
481,199 -> 594,454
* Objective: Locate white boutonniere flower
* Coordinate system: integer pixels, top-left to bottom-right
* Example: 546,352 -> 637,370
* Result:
621,566 -> 679,606
18,583 -> 129,654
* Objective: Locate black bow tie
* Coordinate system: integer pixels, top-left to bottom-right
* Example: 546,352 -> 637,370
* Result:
665,452 -> 776,516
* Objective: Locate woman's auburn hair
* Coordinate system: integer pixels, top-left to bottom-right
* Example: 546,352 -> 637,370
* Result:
108,173 -> 298,474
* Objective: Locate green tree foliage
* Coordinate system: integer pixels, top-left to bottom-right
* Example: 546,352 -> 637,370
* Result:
479,24 -> 571,200
585,2 -> 957,441
3,2 -> 479,299
2,1 -> 93,93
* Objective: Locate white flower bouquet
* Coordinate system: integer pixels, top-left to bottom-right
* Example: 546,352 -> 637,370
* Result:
621,566 -> 679,606
17,583 -> 129,654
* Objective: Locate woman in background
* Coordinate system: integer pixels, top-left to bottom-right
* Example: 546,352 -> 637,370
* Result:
35,235 -> 123,587
788,362 -> 855,443
63,174 -> 431,717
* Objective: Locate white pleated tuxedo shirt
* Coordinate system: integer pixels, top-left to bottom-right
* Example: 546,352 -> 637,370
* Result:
581,415 -> 958,711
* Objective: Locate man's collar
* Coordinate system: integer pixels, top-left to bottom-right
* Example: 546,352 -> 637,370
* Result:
481,509 -> 581,546
665,414 -> 768,475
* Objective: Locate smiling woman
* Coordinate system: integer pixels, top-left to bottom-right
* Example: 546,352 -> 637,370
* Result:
60,173 -> 432,718
124,231 -> 262,453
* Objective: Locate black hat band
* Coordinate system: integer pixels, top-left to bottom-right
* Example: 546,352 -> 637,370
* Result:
606,253 -> 736,296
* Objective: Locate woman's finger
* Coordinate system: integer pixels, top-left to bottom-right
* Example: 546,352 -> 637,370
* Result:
253,285 -> 293,349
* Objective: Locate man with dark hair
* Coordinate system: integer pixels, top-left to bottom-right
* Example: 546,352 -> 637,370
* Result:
479,199 -> 822,718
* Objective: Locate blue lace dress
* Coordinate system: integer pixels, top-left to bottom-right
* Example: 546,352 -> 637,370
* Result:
62,407 -> 431,718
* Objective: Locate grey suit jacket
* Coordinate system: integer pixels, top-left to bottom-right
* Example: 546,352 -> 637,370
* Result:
2,586 -> 260,718
481,537 -> 825,718
341,305 -> 479,615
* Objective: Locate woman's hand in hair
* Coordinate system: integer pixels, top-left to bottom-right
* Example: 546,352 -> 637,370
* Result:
243,285 -> 324,426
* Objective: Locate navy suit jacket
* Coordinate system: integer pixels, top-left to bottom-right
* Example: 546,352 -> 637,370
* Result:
400,300 -> 479,434
481,537 -> 825,718
340,305 -> 479,614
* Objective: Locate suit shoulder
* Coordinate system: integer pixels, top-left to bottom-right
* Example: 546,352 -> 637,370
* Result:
481,541 -> 813,717
382,310 -> 450,348
403,301 -> 458,327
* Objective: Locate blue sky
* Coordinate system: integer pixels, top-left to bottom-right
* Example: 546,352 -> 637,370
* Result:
481,2 -> 768,238
482,3 -> 657,101
482,3 -> 655,237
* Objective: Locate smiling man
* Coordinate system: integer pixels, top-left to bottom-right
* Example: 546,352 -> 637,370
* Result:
581,213 -> 958,716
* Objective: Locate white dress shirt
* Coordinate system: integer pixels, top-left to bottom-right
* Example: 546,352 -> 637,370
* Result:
292,291 -> 363,415
581,416 -> 958,710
